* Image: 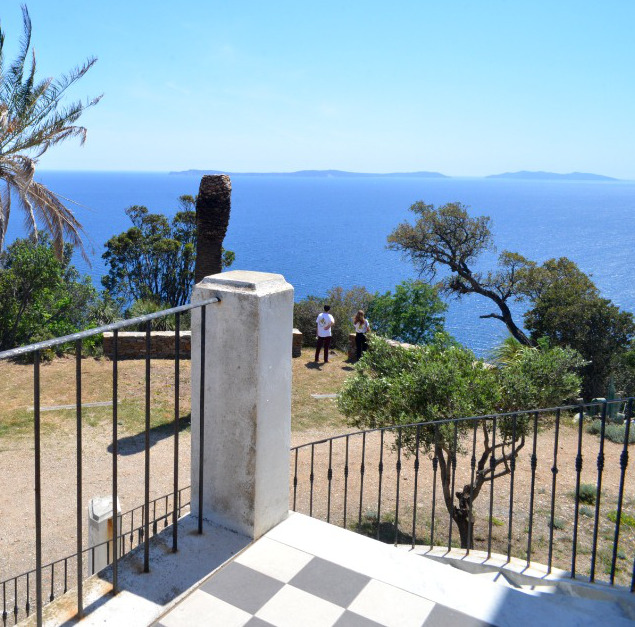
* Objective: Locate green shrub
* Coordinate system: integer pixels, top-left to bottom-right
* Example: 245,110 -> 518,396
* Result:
606,423 -> 635,444
586,419 -> 635,444
608,510 -> 635,529
580,505 -> 594,518
550,517 -> 566,530
0,237 -> 109,354
578,483 -> 597,505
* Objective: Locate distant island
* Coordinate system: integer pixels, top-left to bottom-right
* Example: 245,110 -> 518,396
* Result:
169,169 -> 449,178
486,170 -> 618,181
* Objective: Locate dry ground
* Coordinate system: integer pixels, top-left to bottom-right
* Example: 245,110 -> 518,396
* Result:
1,347 -> 634,602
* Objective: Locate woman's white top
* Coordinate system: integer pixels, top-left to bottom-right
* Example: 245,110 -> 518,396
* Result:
354,320 -> 369,333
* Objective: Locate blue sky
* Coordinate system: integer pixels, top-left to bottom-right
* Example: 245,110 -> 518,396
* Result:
2,1 -> 634,177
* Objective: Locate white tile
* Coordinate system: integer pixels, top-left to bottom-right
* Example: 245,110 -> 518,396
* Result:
160,589 -> 252,627
266,514 -> 505,621
256,584 -> 345,627
348,580 -> 435,627
235,537 -> 313,582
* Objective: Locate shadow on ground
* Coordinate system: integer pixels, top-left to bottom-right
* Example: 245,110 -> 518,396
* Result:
107,415 -> 191,456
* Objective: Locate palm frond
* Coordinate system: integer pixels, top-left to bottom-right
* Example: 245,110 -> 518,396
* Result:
0,5 -> 99,259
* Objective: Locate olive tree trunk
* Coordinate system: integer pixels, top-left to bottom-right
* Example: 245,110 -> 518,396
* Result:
194,174 -> 232,283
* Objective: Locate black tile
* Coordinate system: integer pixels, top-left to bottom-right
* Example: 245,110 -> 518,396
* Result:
423,604 -> 496,627
334,610 -> 387,626
199,562 -> 284,615
244,618 -> 276,627
289,557 -> 371,608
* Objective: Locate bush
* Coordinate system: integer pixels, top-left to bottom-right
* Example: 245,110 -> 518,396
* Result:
577,483 -> 596,505
586,419 -> 635,444
366,279 -> 446,345
0,237 -> 108,353
608,510 -> 635,529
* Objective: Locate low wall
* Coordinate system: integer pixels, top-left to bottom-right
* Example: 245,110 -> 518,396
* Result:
348,333 -> 415,360
103,330 -> 303,359
103,331 -> 192,359
292,329 -> 303,357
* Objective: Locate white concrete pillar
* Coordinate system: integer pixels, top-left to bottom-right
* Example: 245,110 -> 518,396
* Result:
87,496 -> 121,574
190,271 -> 293,539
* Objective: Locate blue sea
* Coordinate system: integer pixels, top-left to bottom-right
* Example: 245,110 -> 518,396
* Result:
5,172 -> 635,356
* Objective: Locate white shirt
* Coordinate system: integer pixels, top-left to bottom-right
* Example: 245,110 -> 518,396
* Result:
354,320 -> 369,333
316,312 -> 335,337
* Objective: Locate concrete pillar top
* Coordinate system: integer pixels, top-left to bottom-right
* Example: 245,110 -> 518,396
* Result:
198,270 -> 291,295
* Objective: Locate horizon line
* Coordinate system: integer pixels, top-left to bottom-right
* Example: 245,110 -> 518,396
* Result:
36,168 -> 629,181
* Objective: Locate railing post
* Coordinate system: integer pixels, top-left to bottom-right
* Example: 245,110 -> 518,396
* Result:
191,271 -> 293,539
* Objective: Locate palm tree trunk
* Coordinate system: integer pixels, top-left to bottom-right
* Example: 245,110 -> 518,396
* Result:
194,175 -> 232,283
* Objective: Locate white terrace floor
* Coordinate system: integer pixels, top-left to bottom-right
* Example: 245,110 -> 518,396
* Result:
56,513 -> 635,627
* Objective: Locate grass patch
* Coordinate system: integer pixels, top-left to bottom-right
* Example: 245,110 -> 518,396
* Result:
580,505 -> 594,518
490,516 -> 505,527
292,349 -> 353,431
0,351 -> 354,440
608,511 -> 635,529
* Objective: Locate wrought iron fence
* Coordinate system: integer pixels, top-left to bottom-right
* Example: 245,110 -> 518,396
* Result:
0,297 -> 219,626
291,399 -> 635,590
1,487 -> 190,626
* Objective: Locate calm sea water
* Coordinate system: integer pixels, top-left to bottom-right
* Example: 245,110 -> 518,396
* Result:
5,172 -> 635,356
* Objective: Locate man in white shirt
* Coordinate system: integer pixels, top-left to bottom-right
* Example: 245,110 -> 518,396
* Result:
315,305 -> 335,363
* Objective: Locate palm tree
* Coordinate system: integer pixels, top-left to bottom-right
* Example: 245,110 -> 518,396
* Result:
0,5 -> 101,258
490,335 -> 534,367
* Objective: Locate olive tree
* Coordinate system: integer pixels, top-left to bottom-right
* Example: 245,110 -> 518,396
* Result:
388,201 -> 633,398
388,202 -> 535,345
338,336 -> 584,548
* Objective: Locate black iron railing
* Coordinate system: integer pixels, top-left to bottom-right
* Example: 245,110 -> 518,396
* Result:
0,487 -> 191,626
291,399 -> 635,590
0,297 -> 218,626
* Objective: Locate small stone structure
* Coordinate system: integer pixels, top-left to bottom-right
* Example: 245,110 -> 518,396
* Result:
103,331 -> 191,359
348,333 -> 415,360
292,328 -> 303,357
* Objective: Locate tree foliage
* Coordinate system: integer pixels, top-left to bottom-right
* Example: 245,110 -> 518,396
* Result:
366,279 -> 447,345
0,6 -> 101,257
388,201 -> 634,398
102,196 -> 235,308
338,336 -> 583,547
388,201 -> 534,345
0,236 -> 103,351
519,258 -> 635,399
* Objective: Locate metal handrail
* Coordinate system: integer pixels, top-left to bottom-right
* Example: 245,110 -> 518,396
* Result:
291,398 -> 629,451
0,296 -> 219,360
0,297 -> 220,625
291,398 -> 635,590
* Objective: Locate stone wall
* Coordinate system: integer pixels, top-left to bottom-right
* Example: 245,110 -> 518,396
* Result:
103,330 -> 303,359
103,331 -> 192,359
348,333 -> 416,360
292,329 -> 303,357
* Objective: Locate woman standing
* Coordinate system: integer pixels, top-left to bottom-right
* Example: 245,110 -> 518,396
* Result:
352,310 -> 371,361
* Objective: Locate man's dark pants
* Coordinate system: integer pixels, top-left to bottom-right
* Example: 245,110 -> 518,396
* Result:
315,336 -> 331,362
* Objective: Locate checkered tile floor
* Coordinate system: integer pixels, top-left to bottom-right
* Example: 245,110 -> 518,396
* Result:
155,538 -> 492,627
